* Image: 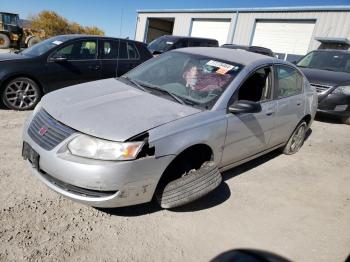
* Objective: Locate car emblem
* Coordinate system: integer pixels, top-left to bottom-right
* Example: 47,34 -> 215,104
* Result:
39,127 -> 48,136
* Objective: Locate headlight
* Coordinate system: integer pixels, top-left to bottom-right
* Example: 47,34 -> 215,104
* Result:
332,85 -> 350,95
68,134 -> 144,160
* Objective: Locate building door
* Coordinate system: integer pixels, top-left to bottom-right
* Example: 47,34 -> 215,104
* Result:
252,20 -> 315,61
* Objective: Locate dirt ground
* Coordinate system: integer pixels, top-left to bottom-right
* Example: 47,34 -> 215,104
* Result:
0,110 -> 349,262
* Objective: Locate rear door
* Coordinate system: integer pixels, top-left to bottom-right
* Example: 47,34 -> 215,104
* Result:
117,41 -> 141,76
270,64 -> 305,145
44,39 -> 101,91
98,38 -> 119,79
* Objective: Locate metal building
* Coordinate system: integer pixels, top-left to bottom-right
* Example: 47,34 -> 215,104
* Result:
134,6 -> 350,61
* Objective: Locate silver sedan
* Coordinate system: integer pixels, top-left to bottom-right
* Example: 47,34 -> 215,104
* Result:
22,48 -> 317,209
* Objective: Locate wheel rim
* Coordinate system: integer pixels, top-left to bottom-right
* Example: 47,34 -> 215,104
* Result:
290,125 -> 305,152
4,80 -> 39,109
0,38 -> 4,45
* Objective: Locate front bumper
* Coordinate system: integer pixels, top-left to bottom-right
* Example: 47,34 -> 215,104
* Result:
318,93 -> 350,118
22,114 -> 174,208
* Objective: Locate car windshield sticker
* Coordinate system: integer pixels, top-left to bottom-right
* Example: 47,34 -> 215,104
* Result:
166,41 -> 174,45
52,40 -> 63,45
206,60 -> 237,74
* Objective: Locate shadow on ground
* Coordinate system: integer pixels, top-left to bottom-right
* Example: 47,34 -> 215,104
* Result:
315,112 -> 344,124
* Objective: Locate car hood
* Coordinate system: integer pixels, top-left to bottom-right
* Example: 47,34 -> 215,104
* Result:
300,67 -> 350,86
0,52 -> 29,62
41,78 -> 201,141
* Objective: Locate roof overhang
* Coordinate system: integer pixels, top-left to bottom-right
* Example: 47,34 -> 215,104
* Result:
137,5 -> 350,14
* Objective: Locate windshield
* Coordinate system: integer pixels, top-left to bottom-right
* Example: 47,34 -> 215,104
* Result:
125,52 -> 243,109
148,37 -> 176,53
297,51 -> 350,73
21,36 -> 71,56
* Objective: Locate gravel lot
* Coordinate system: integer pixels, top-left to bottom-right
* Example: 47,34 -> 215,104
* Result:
0,110 -> 349,262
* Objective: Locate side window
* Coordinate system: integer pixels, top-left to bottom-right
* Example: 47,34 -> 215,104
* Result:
100,40 -> 118,59
118,41 -> 128,59
55,40 -> 97,60
174,40 -> 188,48
276,65 -> 303,98
127,43 -> 139,59
188,40 -> 201,47
236,66 -> 273,102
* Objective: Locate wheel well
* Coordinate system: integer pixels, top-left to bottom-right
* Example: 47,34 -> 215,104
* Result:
301,114 -> 312,126
155,144 -> 213,192
1,74 -> 44,95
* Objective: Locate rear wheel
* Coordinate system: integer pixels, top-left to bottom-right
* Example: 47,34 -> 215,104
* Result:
1,77 -> 41,110
0,33 -> 10,49
282,121 -> 307,155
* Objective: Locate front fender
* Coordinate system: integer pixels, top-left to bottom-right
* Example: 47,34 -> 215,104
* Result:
148,110 -> 228,165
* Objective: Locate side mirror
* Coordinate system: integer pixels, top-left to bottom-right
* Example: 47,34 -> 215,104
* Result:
291,60 -> 297,65
229,100 -> 262,114
51,55 -> 67,62
152,50 -> 162,55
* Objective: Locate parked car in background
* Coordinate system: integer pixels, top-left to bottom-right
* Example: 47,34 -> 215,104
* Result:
221,44 -> 275,57
148,35 -> 218,55
22,48 -> 317,209
0,35 -> 152,110
297,49 -> 350,124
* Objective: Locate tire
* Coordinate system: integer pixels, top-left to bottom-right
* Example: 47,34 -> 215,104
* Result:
342,116 -> 350,125
156,161 -> 222,209
1,77 -> 41,110
27,36 -> 40,47
0,33 -> 10,49
282,121 -> 307,155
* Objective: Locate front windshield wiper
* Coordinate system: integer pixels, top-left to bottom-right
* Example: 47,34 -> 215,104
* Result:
120,76 -> 146,92
137,82 -> 185,105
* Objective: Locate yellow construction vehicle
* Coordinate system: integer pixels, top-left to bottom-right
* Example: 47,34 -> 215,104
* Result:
0,12 -> 44,49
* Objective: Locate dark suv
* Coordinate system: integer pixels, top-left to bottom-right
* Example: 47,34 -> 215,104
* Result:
297,50 -> 350,124
148,35 -> 218,55
0,35 -> 153,110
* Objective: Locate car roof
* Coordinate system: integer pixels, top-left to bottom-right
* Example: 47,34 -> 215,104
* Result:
176,47 -> 280,66
52,34 -> 146,45
310,49 -> 350,54
158,35 -> 218,42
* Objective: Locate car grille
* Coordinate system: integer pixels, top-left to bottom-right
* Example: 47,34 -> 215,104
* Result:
310,83 -> 333,93
28,109 -> 75,150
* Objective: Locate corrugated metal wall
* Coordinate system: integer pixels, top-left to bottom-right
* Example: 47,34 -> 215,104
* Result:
233,11 -> 350,51
135,12 -> 236,44
135,10 -> 350,52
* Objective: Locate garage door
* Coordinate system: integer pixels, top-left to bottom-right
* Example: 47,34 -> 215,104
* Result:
252,21 -> 315,59
190,20 -> 231,46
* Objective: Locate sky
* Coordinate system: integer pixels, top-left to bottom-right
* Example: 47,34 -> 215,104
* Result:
1,0 -> 349,39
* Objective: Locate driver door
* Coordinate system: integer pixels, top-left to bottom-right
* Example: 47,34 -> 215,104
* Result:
221,65 -> 277,167
43,39 -> 102,92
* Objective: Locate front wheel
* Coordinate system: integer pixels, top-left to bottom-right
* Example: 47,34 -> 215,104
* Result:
282,121 -> 307,155
1,77 -> 41,110
156,161 -> 222,209
0,33 -> 10,49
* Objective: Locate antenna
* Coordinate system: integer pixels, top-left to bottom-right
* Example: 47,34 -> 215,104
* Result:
119,8 -> 123,37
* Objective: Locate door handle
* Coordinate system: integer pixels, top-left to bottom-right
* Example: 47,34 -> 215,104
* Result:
89,65 -> 101,71
266,111 -> 275,116
297,102 -> 302,106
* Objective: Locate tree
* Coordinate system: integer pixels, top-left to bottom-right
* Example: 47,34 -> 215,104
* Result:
29,11 -> 104,38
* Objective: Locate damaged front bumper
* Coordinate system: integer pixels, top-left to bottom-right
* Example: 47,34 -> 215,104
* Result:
22,115 -> 175,208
